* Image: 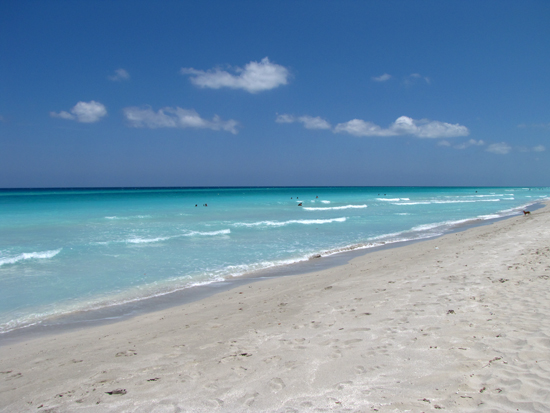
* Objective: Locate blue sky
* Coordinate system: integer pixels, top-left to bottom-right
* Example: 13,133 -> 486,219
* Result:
1,0 -> 549,187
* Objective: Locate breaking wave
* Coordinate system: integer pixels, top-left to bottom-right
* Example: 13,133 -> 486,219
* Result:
233,217 -> 347,227
0,249 -> 62,267
303,204 -> 367,211
105,215 -> 152,220
184,229 -> 231,236
94,229 -> 231,246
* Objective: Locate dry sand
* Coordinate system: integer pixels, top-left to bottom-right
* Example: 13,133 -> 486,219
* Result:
1,204 -> 550,412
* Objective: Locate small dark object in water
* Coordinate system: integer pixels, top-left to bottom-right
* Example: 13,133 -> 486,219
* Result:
297,203 -> 302,206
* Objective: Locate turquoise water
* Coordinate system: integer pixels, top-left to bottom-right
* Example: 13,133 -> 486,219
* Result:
1,186 -> 548,333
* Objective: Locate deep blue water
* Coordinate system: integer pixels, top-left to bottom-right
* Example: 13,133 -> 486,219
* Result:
1,186 -> 548,333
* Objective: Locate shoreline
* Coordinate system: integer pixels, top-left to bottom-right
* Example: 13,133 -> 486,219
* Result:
1,203 -> 549,411
1,203 -> 542,346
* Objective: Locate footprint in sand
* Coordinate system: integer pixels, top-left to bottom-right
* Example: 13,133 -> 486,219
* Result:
335,380 -> 353,390
205,398 -> 224,408
320,339 -> 339,346
240,391 -> 259,407
330,348 -> 343,359
6,372 -> 22,380
115,350 -> 137,357
355,365 -> 367,374
262,355 -> 282,364
269,377 -> 285,392
344,339 -> 363,346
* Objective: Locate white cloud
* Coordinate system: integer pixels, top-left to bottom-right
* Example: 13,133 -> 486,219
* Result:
518,123 -> 550,130
181,57 -> 289,93
519,144 -> 546,153
334,116 -> 469,139
51,111 -> 75,120
72,101 -> 108,123
438,140 -> 451,147
372,73 -> 391,82
334,119 -> 394,137
123,106 -> 238,134
299,116 -> 331,130
276,114 -> 331,130
50,101 -> 107,123
486,142 -> 512,155
454,139 -> 485,149
275,114 -> 295,124
108,68 -> 130,81
404,73 -> 430,85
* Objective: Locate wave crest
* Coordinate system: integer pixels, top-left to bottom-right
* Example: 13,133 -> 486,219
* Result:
303,204 -> 367,211
0,249 -> 62,266
105,215 -> 151,220
126,237 -> 171,244
185,229 -> 231,236
233,217 -> 347,227
95,229 -> 231,246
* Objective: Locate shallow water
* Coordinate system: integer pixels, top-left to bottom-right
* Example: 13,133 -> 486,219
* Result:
1,186 -> 548,334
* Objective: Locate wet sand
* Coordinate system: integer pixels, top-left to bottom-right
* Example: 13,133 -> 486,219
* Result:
1,204 -> 549,412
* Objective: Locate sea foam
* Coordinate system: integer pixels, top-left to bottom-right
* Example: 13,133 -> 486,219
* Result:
105,215 -> 152,220
0,249 -> 62,266
303,204 -> 367,211
185,229 -> 231,236
126,237 -> 171,244
233,217 -> 347,227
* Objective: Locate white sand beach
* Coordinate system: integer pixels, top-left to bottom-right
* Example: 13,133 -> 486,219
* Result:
1,204 -> 550,412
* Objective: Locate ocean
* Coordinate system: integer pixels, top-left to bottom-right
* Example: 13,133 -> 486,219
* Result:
1,186 -> 548,335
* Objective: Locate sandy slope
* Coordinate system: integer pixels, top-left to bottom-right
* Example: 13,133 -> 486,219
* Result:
1,205 -> 549,412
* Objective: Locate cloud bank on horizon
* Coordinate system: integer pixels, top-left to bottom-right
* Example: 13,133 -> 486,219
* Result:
277,114 -> 469,139
437,139 -> 545,155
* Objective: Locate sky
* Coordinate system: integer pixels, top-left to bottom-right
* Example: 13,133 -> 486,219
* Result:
1,0 -> 549,188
